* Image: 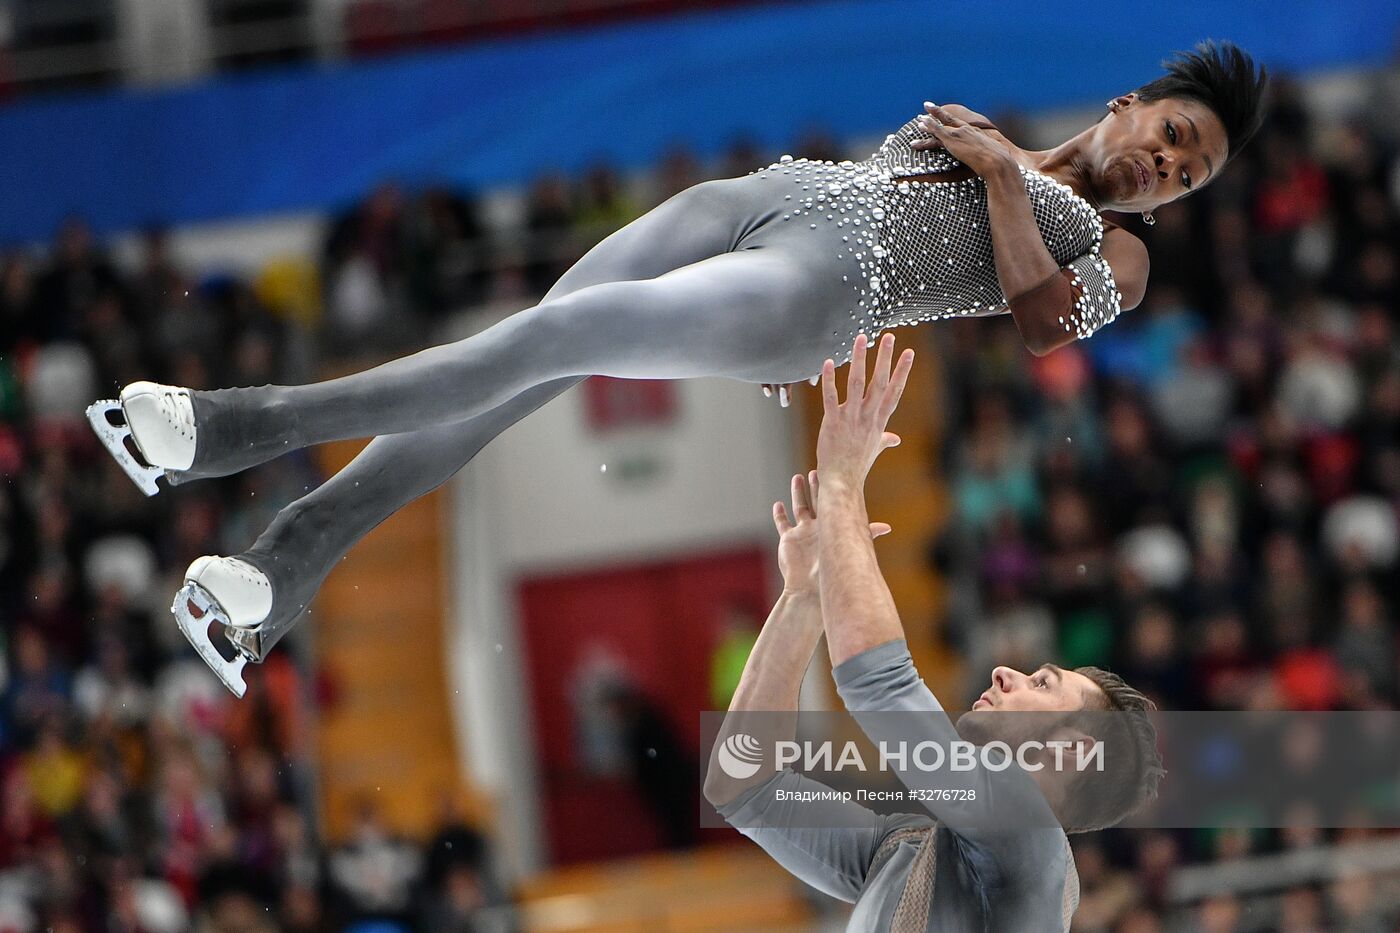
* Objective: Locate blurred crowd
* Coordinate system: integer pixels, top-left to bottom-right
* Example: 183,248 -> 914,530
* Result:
0,56 -> 1397,933
313,129 -> 841,357
0,113 -> 840,928
0,224 -> 511,927
935,73 -> 1400,930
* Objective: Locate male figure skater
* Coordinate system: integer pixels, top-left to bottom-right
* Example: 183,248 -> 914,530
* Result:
705,334 -> 1162,931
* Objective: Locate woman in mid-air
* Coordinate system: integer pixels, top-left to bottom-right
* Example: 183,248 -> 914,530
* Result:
90,42 -> 1265,695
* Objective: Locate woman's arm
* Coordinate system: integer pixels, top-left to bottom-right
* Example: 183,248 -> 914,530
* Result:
1102,228 -> 1149,310
981,157 -> 1063,309
918,106 -> 1148,356
979,155 -> 1151,356
995,225 -> 1147,356
985,155 -> 1149,354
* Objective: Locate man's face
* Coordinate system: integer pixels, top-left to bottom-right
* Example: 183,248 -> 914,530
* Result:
972,663 -> 1099,713
956,663 -> 1104,748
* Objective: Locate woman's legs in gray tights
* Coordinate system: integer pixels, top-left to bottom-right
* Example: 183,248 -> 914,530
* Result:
181,180 -> 856,481
191,249 -> 841,478
223,180 -> 827,655
235,376 -> 581,657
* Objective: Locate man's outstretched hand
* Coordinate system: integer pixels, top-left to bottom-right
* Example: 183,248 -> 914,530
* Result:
774,471 -> 891,596
816,333 -> 915,486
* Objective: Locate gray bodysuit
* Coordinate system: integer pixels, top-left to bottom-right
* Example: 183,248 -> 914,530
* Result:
717,639 -> 1079,932
738,117 -> 1121,346
163,116 -> 1126,657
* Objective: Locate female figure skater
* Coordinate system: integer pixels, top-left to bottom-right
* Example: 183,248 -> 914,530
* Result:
89,42 -> 1265,695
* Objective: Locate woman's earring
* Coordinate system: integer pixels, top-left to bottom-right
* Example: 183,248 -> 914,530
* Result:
1141,211 -> 1156,226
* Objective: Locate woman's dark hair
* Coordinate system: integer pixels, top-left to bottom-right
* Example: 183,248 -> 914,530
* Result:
1134,40 -> 1268,160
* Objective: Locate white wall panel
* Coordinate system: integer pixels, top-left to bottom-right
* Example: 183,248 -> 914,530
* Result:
441,304 -> 800,876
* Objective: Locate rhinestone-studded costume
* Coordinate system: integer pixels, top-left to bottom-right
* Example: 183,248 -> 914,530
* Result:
142,114 -> 1131,675
738,115 -> 1123,347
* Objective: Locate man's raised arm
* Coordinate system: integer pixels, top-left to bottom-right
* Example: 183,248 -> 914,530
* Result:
704,474 -> 905,906
811,335 -> 1065,866
814,333 -> 915,667
703,471 -> 890,807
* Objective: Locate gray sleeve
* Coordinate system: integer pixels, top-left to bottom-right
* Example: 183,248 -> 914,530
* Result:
715,767 -> 919,903
832,639 -> 1066,889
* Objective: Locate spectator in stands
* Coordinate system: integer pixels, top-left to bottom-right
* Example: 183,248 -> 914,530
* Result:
324,183 -> 417,354
575,162 -> 641,246
2,625 -> 72,747
1069,836 -> 1140,931
1328,869 -> 1385,931
33,217 -> 124,344
408,188 -> 492,316
794,125 -> 843,164
131,229 -> 184,338
1116,604 -> 1188,708
1151,336 -> 1234,451
1099,395 -> 1173,533
1251,131 -> 1331,291
718,136 -> 764,180
1333,580 -> 1394,704
419,861 -> 493,932
0,253 -> 38,356
329,796 -> 422,925
422,791 -> 504,906
522,170 -> 577,294
952,391 -> 1040,535
72,634 -> 150,728
651,144 -> 704,204
1042,484 -> 1112,617
601,682 -> 698,850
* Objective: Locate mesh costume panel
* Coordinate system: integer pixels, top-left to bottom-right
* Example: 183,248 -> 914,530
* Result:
745,116 -> 1124,345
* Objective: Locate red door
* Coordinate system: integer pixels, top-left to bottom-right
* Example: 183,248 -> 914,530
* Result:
517,546 -> 769,864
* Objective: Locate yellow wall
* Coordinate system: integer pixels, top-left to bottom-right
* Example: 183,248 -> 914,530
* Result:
312,437 -> 484,841
794,330 -> 960,693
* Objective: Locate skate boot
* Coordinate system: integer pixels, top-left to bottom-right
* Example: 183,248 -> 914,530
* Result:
172,555 -> 273,698
87,381 -> 196,496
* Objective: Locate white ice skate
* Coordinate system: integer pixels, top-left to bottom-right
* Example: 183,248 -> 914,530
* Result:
86,381 -> 196,496
171,556 -> 273,698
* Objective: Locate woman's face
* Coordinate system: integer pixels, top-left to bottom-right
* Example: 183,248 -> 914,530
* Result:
1087,94 -> 1229,212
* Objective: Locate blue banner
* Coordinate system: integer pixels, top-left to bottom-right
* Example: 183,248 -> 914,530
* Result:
0,0 -> 1392,243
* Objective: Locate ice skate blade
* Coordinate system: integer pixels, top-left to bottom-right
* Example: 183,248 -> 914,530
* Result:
86,400 -> 177,497
172,581 -> 250,698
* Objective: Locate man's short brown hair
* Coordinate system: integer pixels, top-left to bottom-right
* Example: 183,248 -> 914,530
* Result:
1059,667 -> 1165,833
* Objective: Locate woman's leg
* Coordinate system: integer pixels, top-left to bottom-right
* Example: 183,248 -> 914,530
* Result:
199,240 -> 856,675
231,375 -> 582,659
189,246 -> 851,477
211,180 -> 771,656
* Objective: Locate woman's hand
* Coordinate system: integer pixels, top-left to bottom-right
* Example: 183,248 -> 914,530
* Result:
774,470 -> 890,595
912,102 -> 1017,178
760,375 -> 821,407
761,383 -> 794,407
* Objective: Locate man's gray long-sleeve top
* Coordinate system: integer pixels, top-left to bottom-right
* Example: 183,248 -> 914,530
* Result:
716,639 -> 1077,931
